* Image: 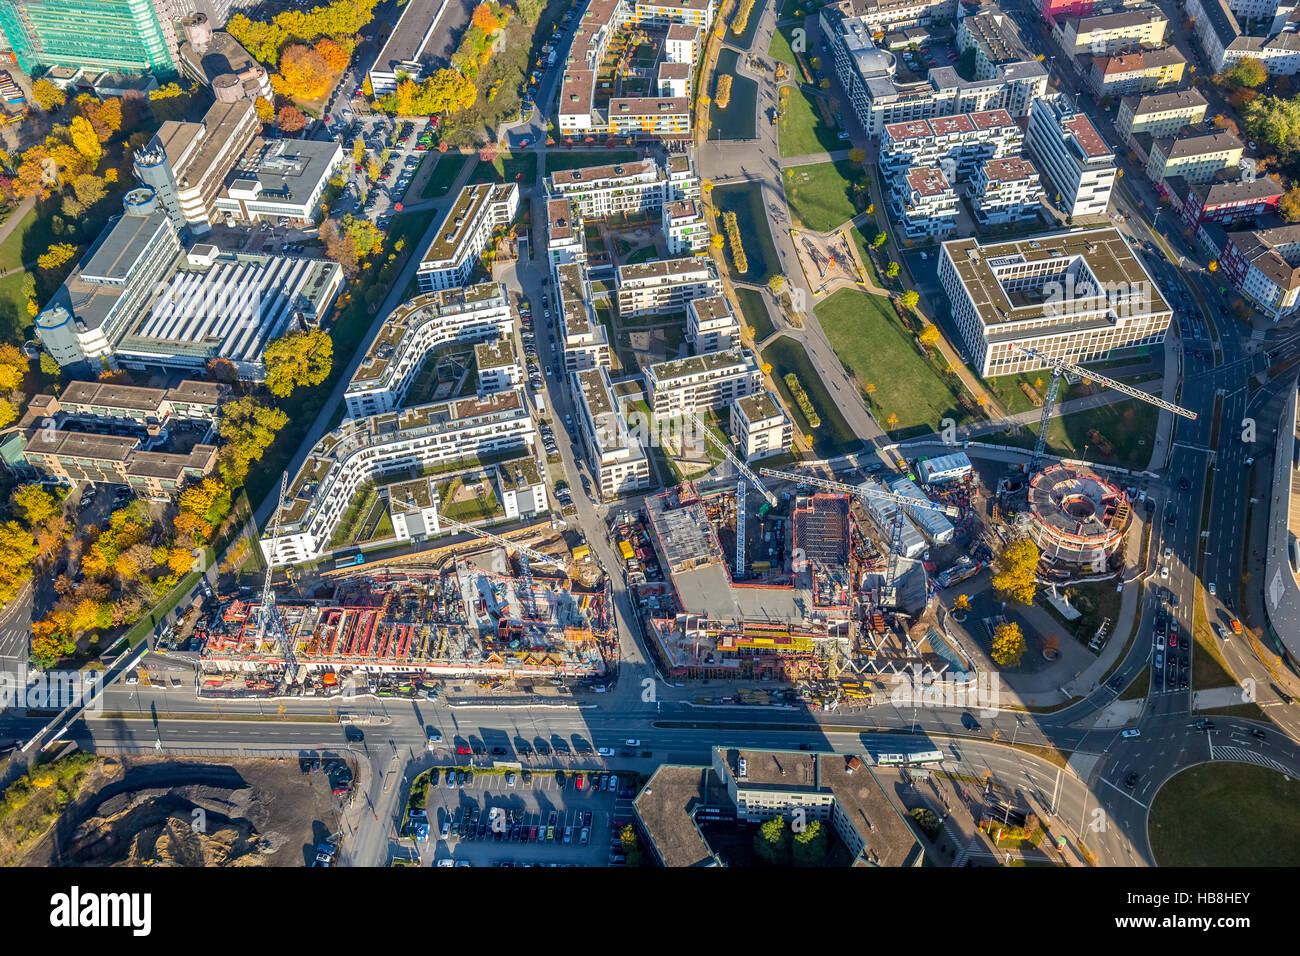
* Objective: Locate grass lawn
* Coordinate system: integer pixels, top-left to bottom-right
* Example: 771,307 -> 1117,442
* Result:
1149,763 -> 1300,866
816,287 -> 975,439
0,269 -> 31,347
782,159 -> 865,232
470,150 -> 539,186
980,396 -> 1161,472
713,182 -> 780,283
709,48 -> 758,140
735,286 -> 776,340
769,22 -> 799,65
779,85 -> 839,158
0,202 -> 52,275
779,0 -> 825,17
1117,665 -> 1149,701
1192,580 -> 1238,690
545,149 -> 639,175
626,245 -> 658,265
847,217 -> 885,289
421,153 -> 473,199
761,334 -> 859,458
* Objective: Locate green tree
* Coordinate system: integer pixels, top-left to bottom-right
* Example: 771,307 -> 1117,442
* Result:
263,328 -> 334,398
992,620 -> 1027,668
991,536 -> 1039,605
754,816 -> 790,864
1225,56 -> 1267,89
872,231 -> 888,248
887,261 -> 900,279
792,819 -> 828,865
217,396 -> 288,485
1243,94 -> 1300,153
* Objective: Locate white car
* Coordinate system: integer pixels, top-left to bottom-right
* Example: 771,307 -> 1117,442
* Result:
1155,633 -> 1165,650
1163,547 -> 1172,560
1120,729 -> 1141,739
625,738 -> 640,747
597,747 -> 615,756
1160,565 -> 1169,579
436,859 -> 455,867
1208,582 -> 1216,595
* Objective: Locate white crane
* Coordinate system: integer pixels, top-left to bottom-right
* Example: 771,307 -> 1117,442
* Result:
759,467 -> 960,605
1014,345 -> 1198,470
434,511 -> 568,622
687,411 -> 778,580
259,472 -> 294,680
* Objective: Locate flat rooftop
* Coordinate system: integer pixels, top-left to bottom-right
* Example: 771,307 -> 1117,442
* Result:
733,390 -> 782,423
548,158 -> 658,188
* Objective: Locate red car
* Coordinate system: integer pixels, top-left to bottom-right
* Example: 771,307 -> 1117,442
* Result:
456,745 -> 472,754
1169,634 -> 1178,648
576,773 -> 585,790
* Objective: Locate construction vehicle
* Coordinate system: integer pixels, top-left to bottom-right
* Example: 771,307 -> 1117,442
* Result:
759,467 -> 959,608
1013,345 -> 1197,471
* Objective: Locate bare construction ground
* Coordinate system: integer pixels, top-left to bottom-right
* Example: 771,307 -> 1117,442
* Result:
22,754 -> 349,867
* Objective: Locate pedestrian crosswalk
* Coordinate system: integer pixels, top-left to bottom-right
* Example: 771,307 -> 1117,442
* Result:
1211,745 -> 1289,774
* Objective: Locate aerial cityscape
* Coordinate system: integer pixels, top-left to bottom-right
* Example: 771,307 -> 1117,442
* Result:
0,0 -> 1295,887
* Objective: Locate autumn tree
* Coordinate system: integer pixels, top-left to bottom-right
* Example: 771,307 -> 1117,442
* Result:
148,82 -> 195,123
1281,187 -> 1300,222
0,520 -> 38,606
0,343 -> 27,391
848,147 -> 866,163
254,95 -> 275,125
12,484 -> 60,526
277,104 -> 308,135
887,261 -> 900,279
274,44 -> 332,99
918,323 -> 940,346
992,536 -> 1040,605
954,593 -> 971,613
264,328 -> 334,397
218,397 -> 288,485
315,36 -> 350,72
31,78 -> 66,112
991,621 -> 1026,668
1224,56 -> 1267,89
901,289 -> 920,310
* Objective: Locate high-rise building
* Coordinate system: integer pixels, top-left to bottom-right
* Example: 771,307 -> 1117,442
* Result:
0,0 -> 178,78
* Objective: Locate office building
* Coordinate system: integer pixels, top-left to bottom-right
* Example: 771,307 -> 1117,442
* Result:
616,257 -> 721,316
0,0 -> 177,78
131,97 -> 260,236
572,366 -> 650,500
686,295 -> 740,353
416,183 -> 519,292
730,391 -> 793,461
367,0 -> 462,94
938,228 -> 1173,375
1027,94 -> 1117,219
175,13 -> 271,102
214,137 -> 344,225
646,347 -> 763,416
261,388 -> 537,566
1177,175 -> 1283,227
345,283 -> 513,419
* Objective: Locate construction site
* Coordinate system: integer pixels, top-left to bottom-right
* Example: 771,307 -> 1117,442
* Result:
195,545 -> 613,694
628,470 -> 982,708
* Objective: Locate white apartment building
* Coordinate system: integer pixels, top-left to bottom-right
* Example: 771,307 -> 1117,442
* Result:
555,261 -> 612,371
1027,94 -> 1117,219
634,0 -> 716,27
344,283 -> 514,419
938,228 -> 1173,376
260,388 -> 537,566
1188,0 -> 1300,74
383,456 -> 548,542
496,456 -> 550,519
646,347 -> 763,416
687,295 -> 741,352
730,390 -> 794,461
546,159 -> 668,218
416,183 -> 519,292
1219,225 -> 1300,322
667,153 -> 701,200
547,197 -> 586,269
823,0 -> 956,32
572,366 -> 650,499
657,60 -> 691,98
616,257 -> 721,316
890,166 -> 958,239
879,109 -> 1022,179
664,22 -> 699,64
969,156 -> 1045,226
663,198 -> 708,255
476,337 -> 523,394
822,7 -> 1047,137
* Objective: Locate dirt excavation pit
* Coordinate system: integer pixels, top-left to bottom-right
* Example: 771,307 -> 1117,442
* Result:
25,754 -> 350,867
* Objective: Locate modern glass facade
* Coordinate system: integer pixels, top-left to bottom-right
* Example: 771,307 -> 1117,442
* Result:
0,0 -> 177,78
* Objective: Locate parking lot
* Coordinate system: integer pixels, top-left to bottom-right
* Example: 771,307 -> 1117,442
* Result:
329,113 -> 433,230
415,768 -> 636,866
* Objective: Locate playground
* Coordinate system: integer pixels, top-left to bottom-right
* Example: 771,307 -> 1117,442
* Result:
792,226 -> 863,299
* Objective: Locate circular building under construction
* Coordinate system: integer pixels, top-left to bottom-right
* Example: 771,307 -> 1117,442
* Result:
1025,464 -> 1132,567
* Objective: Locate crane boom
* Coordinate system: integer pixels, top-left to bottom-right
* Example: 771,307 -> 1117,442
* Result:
757,468 -> 961,517
434,511 -> 568,572
1015,346 -> 1198,420
688,411 -> 778,507
261,472 -> 293,679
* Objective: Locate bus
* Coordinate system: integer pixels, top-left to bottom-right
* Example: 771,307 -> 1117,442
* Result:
334,550 -> 365,570
875,750 -> 944,767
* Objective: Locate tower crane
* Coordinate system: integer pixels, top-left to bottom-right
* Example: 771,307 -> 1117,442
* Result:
434,510 -> 567,621
759,467 -> 960,607
687,410 -> 777,579
1014,345 -> 1198,471
260,472 -> 294,681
